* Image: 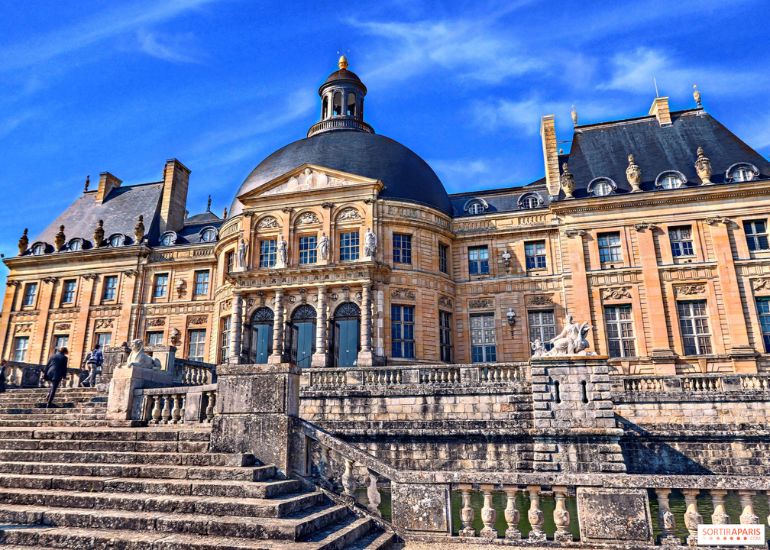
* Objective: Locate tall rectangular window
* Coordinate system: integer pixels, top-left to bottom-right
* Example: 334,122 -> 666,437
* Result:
392,233 -> 412,264
744,220 -> 770,251
259,239 -> 277,268
22,283 -> 37,307
468,245 -> 489,275
95,332 -> 112,349
146,331 -> 164,347
439,310 -> 452,362
61,280 -> 76,305
152,274 -> 168,299
678,300 -> 712,355
527,310 -> 555,353
220,316 -> 231,363
438,243 -> 449,274
299,235 -> 317,265
103,276 -> 118,301
12,337 -> 28,362
193,270 -> 209,296
470,313 -> 496,363
53,335 -> 69,353
391,305 -> 415,358
525,240 -> 547,270
598,232 -> 623,263
225,250 -> 234,273
669,226 -> 694,257
187,330 -> 206,362
757,298 -> 770,352
339,231 -> 360,262
605,305 -> 636,358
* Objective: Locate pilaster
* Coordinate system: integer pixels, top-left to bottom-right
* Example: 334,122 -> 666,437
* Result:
357,283 -> 373,367
268,290 -> 285,364
311,286 -> 328,367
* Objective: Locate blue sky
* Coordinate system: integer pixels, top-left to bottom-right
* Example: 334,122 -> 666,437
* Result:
1,0 -> 769,282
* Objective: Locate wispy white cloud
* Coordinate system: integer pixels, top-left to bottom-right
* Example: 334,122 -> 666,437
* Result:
0,111 -> 37,139
0,0 -> 218,72
135,29 -> 202,64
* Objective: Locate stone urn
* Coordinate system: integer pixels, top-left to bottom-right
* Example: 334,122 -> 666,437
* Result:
626,154 -> 642,192
560,163 -> 576,199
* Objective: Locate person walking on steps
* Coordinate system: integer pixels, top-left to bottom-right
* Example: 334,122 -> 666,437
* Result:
44,347 -> 68,408
0,359 -> 7,393
83,344 -> 103,388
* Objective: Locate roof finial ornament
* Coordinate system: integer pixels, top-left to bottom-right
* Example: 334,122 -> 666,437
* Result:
338,54 -> 348,70
84,175 -> 90,193
54,225 -> 66,252
206,195 -> 212,212
222,207 -> 228,219
693,84 -> 702,108
94,219 -> 105,247
560,162 -> 575,199
134,215 -> 145,243
626,154 -> 642,192
570,105 -> 578,126
17,228 -> 29,256
695,146 -> 713,185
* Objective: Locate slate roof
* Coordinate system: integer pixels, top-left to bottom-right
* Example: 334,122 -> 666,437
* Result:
449,178 -> 550,217
171,214 -> 224,246
33,183 -> 163,249
561,108 -> 770,198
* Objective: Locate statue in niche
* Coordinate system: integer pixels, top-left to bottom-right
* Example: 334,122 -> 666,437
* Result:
277,236 -> 288,267
318,233 -> 329,260
238,239 -> 249,269
364,228 -> 377,258
545,314 -> 592,356
123,339 -> 160,370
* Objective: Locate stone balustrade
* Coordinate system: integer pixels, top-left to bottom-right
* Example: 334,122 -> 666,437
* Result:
174,358 -> 216,385
2,361 -> 83,388
618,373 -> 770,396
133,384 -> 217,425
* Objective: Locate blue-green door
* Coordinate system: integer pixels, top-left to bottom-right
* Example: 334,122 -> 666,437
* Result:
334,318 -> 360,367
252,323 -> 273,364
291,321 -> 315,368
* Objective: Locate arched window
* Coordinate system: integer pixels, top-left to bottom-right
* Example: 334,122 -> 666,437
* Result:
656,171 -> 687,190
200,227 -> 218,243
587,177 -> 616,197
333,92 -> 342,116
108,234 -> 125,247
31,243 -> 46,256
464,199 -> 488,215
160,232 -> 177,246
322,96 -> 329,119
68,238 -> 83,251
518,193 -> 543,209
346,93 -> 356,116
726,162 -> 759,183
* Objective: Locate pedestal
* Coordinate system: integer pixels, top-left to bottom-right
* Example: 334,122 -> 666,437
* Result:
106,365 -> 176,423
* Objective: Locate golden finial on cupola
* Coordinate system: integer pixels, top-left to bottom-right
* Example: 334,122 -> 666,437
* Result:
338,55 -> 348,70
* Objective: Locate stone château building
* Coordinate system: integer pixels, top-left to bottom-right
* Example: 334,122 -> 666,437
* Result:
4,58 -> 770,378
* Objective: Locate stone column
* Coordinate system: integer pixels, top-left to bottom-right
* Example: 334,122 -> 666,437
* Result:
229,293 -> 242,364
357,284 -> 373,366
311,286 -> 327,367
268,290 -> 284,364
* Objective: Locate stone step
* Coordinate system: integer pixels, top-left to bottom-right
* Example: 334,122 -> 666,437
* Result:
0,474 -> 301,499
0,502 -> 350,541
0,413 -> 106,421
0,406 -> 107,415
0,449 -> 254,466
0,437 -> 209,453
0,397 -> 107,405
343,529 -> 398,550
0,419 -> 109,428
0,426 -> 211,441
0,486 -> 326,518
306,515 -> 378,550
0,461 -> 274,481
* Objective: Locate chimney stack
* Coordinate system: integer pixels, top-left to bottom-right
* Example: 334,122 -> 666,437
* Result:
540,115 -> 561,198
648,96 -> 672,126
96,172 -> 122,203
159,159 -> 191,233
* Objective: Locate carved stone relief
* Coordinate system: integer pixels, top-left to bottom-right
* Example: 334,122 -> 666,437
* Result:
146,318 -> 165,327
469,298 -> 493,309
258,216 -> 279,229
391,288 -> 416,301
94,319 -> 114,330
601,287 -> 632,301
337,207 -> 361,221
296,212 -> 320,225
187,316 -> 207,327
674,284 -> 706,297
527,295 -> 553,306
438,296 -> 453,309
752,278 -> 770,294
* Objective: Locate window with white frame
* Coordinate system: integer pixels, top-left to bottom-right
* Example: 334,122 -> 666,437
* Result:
146,331 -> 164,347
22,283 -> 37,307
727,163 -> 758,183
391,305 -> 415,359
466,200 -> 486,215
527,310 -> 555,353
677,300 -> 712,355
589,178 -> 615,197
260,239 -> 277,268
53,334 -> 69,353
598,232 -> 623,263
468,245 -> 489,275
669,226 -> 694,257
744,220 -> 770,252
756,298 -> 770,352
220,316 -> 231,363
438,243 -> 449,275
525,241 -> 547,270
201,227 -> 217,243
519,194 -> 541,209
13,337 -> 28,362
439,310 -> 452,362
103,276 -> 118,301
339,231 -> 360,262
152,274 -> 168,298
193,270 -> 209,296
95,332 -> 112,349
298,235 -> 317,265
604,305 -> 636,358
61,280 -> 76,304
392,233 -> 412,264
657,171 -> 686,190
187,330 -> 206,362
470,313 -> 496,363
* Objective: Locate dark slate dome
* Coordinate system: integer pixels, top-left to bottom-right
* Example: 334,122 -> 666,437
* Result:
230,130 -> 452,216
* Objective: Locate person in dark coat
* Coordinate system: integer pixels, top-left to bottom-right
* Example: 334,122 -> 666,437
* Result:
45,347 -> 68,408
0,359 -> 7,393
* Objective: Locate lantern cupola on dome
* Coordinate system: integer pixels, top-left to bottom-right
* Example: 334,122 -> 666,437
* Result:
307,56 -> 373,137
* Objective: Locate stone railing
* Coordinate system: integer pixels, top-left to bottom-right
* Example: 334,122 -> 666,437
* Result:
173,358 -> 217,385
2,362 -> 82,388
617,373 -> 770,396
132,384 -> 217,425
302,362 -> 529,390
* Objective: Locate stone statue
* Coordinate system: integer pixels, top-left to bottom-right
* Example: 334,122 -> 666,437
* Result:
364,228 -> 377,258
501,249 -> 512,268
134,215 -> 145,243
123,339 -> 160,370
93,220 -> 105,247
54,225 -> 66,252
318,233 -> 329,260
168,328 -> 181,348
531,338 -> 545,357
17,228 -> 28,255
694,146 -> 712,184
545,314 -> 592,356
277,236 -> 288,267
238,239 -> 248,269
559,163 -> 575,199
626,154 -> 642,192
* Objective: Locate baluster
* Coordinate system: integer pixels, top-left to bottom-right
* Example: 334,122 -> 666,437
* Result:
150,394 -> 162,424
205,391 -> 216,422
459,484 -> 476,537
739,490 -> 759,524
682,489 -> 702,546
366,470 -> 381,517
161,395 -> 172,424
553,486 -> 572,542
479,484 -> 497,539
317,445 -> 331,483
171,394 -> 182,424
710,490 -> 729,525
655,488 -> 680,545
180,394 -> 186,423
341,458 -> 356,497
526,485 -> 546,542
503,486 -> 520,539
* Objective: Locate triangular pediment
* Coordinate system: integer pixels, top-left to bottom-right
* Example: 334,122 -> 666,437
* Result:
237,164 -> 381,203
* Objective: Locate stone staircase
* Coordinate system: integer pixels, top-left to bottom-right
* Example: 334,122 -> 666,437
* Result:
0,387 -> 397,549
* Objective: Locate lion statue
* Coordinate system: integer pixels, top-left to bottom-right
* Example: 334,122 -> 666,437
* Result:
123,339 -> 160,370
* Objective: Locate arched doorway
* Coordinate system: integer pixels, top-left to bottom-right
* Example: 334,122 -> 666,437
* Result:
332,302 -> 360,368
289,304 -> 316,368
249,307 -> 273,364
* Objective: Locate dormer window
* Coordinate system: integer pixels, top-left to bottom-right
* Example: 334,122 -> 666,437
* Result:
726,163 -> 759,183
464,199 -> 488,216
68,238 -> 83,252
160,232 -> 177,247
200,227 -> 218,243
518,193 -> 543,210
31,243 -> 46,256
656,171 -> 687,190
109,234 -> 126,247
588,177 -> 616,197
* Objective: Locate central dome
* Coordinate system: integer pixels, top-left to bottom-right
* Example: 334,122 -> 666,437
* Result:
230,130 -> 452,216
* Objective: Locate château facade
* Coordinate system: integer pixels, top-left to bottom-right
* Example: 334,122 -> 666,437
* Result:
4,58 -> 770,379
